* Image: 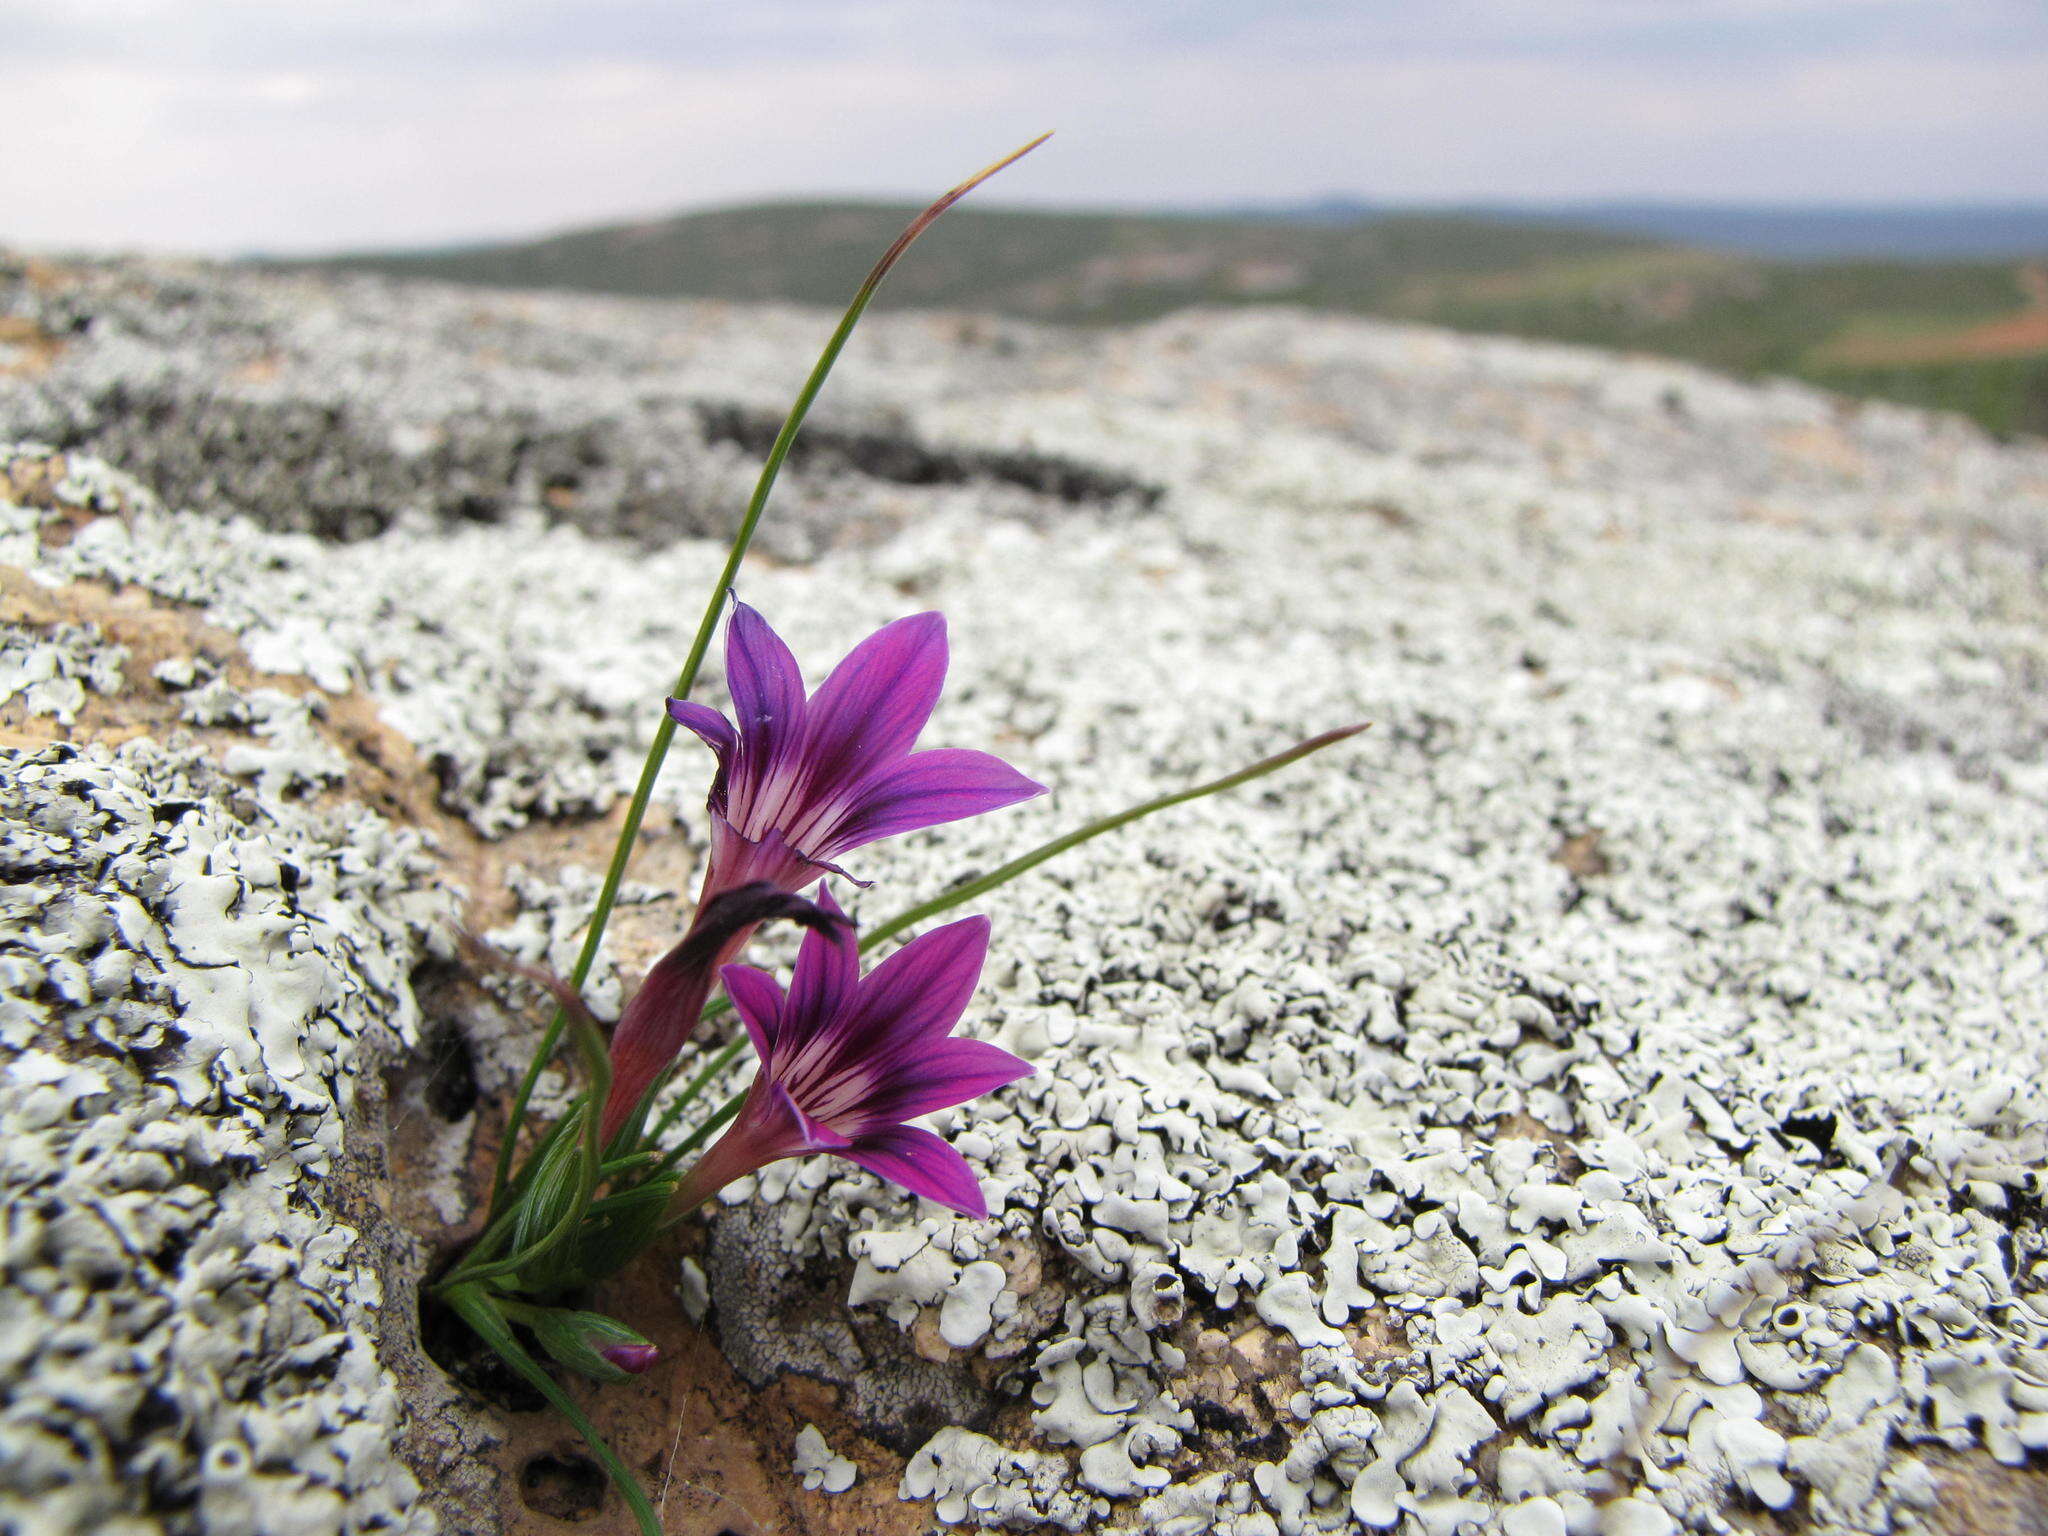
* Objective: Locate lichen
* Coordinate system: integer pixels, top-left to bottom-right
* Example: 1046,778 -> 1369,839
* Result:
0,620 -> 127,724
791,1423 -> 858,1495
0,740 -> 448,1534
5,249 -> 2047,1534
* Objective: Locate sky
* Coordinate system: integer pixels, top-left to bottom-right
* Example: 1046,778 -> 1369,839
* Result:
3,0 -> 2045,256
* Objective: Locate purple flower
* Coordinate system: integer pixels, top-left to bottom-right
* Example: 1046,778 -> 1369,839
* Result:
674,890 -> 1031,1218
601,603 -> 1042,1144
667,602 -> 1046,896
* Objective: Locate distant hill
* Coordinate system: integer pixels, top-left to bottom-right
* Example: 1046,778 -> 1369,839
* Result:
305,202 -> 2048,437
312,205 -> 1650,318
1244,200 -> 2048,262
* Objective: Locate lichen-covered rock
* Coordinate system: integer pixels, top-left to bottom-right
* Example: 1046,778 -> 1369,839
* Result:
0,620 -> 126,723
0,739 -> 448,1535
5,250 -> 2048,1535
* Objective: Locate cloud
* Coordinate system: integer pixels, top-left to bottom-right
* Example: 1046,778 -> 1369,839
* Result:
9,0 -> 2037,69
0,1 -> 2042,253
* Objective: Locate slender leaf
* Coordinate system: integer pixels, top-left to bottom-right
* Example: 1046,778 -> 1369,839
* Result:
445,1285 -> 662,1536
861,724 -> 1369,951
491,132 -> 1053,1208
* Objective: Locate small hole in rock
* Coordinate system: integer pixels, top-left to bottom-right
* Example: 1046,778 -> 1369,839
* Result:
1777,1111 -> 1836,1158
521,1453 -> 607,1521
422,1018 -> 479,1121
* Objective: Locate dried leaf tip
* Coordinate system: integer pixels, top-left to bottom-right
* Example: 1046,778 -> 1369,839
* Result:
865,132 -> 1055,293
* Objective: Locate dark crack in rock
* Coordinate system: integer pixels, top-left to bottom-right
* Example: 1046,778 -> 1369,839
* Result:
0,258 -> 1155,562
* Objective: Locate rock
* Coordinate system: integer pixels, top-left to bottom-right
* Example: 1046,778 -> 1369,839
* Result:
4,250 -> 2046,1534
703,1201 -> 996,1455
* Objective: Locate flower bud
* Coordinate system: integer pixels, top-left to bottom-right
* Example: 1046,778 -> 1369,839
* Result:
524,1306 -> 658,1382
599,1343 -> 660,1374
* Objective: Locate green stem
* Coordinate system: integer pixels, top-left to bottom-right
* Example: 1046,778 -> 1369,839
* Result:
456,944 -> 618,1286
444,1284 -> 663,1536
437,1104 -> 586,1292
649,1086 -> 747,1182
488,132 -> 1053,1211
645,1037 -> 747,1143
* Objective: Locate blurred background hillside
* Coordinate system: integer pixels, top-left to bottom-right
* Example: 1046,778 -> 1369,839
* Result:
6,0 -> 2047,435
316,201 -> 2048,438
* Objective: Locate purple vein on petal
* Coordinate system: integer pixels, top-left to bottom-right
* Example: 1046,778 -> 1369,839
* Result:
786,888 -> 859,1030
854,1036 -> 1035,1127
725,602 -> 807,810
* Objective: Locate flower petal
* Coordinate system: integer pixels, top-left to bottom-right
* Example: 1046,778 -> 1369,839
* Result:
724,602 -> 808,811
798,612 -> 948,799
599,1344 -> 660,1375
835,914 -> 991,1061
600,883 -> 838,1144
666,697 -> 737,758
681,882 -> 842,969
840,1124 -> 989,1217
719,963 -> 785,1062
855,1037 -> 1034,1128
786,887 -> 858,1031
675,1078 -> 848,1208
826,749 -> 1046,855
